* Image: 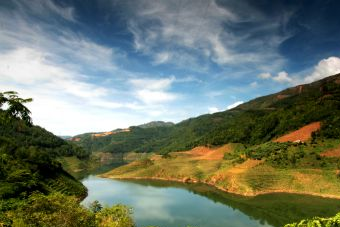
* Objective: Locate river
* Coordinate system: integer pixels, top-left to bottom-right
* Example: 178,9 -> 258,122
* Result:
81,175 -> 340,227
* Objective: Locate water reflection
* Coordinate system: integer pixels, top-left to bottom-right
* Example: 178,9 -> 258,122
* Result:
82,176 -> 340,227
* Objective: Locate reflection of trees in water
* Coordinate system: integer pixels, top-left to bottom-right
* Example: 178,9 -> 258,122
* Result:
120,179 -> 340,227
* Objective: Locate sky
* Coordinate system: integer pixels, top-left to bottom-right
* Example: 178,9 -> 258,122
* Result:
1,0 -> 340,135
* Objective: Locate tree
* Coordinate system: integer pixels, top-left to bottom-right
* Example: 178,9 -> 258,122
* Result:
95,205 -> 135,227
2,192 -> 137,227
90,200 -> 103,213
0,91 -> 33,126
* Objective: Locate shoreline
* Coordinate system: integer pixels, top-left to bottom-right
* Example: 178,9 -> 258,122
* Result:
100,175 -> 340,200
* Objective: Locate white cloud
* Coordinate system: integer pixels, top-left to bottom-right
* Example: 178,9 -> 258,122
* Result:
208,107 -> 219,114
129,77 -> 175,91
0,48 -> 108,98
258,56 -> 340,86
135,90 -> 177,104
250,81 -> 258,87
304,57 -> 340,83
257,71 -> 293,84
258,72 -> 272,79
0,1 -> 181,135
273,71 -> 293,83
227,101 -> 244,110
129,77 -> 178,104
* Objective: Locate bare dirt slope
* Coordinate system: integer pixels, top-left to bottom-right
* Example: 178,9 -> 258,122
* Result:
321,145 -> 340,157
176,144 -> 232,160
274,122 -> 320,142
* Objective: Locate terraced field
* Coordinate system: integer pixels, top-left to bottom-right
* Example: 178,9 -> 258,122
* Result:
102,140 -> 340,198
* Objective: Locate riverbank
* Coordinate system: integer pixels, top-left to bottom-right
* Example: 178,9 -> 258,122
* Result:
101,143 -> 340,199
101,175 -> 340,200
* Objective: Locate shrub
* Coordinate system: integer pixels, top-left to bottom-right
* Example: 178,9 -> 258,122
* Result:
284,212 -> 340,227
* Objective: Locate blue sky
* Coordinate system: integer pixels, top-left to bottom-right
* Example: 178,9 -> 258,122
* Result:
1,0 -> 340,135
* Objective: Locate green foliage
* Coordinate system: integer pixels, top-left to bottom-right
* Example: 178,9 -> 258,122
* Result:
73,74 -> 340,155
284,212 -> 340,227
0,119 -> 87,199
245,142 -> 302,167
0,91 -> 89,200
0,91 -> 33,126
90,200 -> 103,213
1,192 -> 137,227
95,205 -> 135,227
5,192 -> 95,227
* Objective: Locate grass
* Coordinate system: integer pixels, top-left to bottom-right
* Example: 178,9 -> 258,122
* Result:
102,139 -> 340,198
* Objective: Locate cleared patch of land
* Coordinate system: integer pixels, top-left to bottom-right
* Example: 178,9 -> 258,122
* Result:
274,122 -> 320,142
175,144 -> 232,160
321,145 -> 340,157
101,140 -> 340,198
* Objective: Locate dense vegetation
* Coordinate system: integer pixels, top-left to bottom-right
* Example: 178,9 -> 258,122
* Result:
0,91 -> 140,227
1,192 -> 135,227
0,92 -> 91,200
284,212 -> 340,227
72,73 -> 340,155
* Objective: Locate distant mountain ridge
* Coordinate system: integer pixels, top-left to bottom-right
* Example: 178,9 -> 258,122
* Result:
137,121 -> 174,128
71,73 -> 340,154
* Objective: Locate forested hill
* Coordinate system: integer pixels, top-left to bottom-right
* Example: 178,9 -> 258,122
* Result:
0,98 -> 89,201
71,73 -> 340,154
137,121 -> 175,128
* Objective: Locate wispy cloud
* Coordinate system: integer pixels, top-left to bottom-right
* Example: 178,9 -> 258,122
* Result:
126,0 -> 290,71
12,0 -> 76,22
0,0 -> 179,134
2,0 -> 336,136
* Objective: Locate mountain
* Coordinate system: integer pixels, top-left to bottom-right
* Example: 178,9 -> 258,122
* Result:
71,73 -> 340,154
137,121 -> 174,128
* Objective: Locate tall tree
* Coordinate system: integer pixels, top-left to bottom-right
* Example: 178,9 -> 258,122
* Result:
0,91 -> 33,126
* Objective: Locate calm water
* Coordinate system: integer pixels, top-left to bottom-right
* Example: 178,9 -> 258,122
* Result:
82,175 -> 340,227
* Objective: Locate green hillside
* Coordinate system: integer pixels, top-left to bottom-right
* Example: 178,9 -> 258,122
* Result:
72,73 -> 340,154
137,121 -> 175,128
0,92 -> 88,202
0,91 -> 140,227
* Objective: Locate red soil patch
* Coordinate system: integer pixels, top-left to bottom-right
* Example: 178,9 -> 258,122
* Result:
70,137 -> 81,142
92,128 -> 130,137
177,144 -> 232,160
93,131 -> 114,137
276,94 -> 289,100
320,146 -> 340,157
274,122 -> 320,143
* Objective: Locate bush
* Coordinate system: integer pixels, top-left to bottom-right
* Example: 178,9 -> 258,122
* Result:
1,193 -> 137,227
95,205 -> 135,227
284,212 -> 340,227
